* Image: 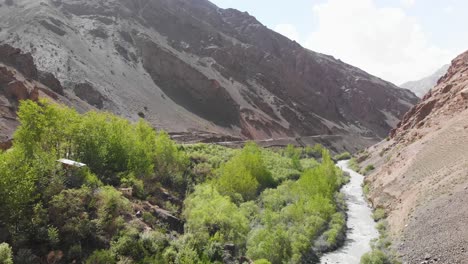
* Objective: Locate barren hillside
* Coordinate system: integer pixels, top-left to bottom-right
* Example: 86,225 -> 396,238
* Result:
0,0 -> 417,150
360,50 -> 468,264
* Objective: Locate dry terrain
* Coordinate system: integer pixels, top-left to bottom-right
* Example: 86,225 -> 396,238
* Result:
360,51 -> 468,263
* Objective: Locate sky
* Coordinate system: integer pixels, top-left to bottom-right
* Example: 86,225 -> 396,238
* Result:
208,0 -> 468,85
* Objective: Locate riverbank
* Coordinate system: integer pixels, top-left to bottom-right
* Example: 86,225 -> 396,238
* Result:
321,160 -> 379,264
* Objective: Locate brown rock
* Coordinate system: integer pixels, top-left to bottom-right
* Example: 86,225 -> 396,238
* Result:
4,80 -> 36,101
38,70 -> 64,95
461,88 -> 468,99
0,44 -> 38,79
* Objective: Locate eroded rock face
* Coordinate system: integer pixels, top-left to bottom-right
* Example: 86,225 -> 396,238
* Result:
391,51 -> 468,139
0,44 -> 38,79
361,50 -> 468,264
0,45 -> 81,150
0,0 -> 418,148
38,71 -> 64,95
73,82 -> 105,109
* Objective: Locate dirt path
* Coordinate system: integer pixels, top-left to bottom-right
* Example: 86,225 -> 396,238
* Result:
321,160 -> 379,264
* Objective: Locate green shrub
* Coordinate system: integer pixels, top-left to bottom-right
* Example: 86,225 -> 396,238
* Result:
86,250 -> 116,264
348,158 -> 360,172
373,208 -> 386,222
13,249 -> 38,264
246,150 -> 342,263
47,226 -> 60,247
95,186 -> 131,236
183,184 -> 249,246
120,173 -> 145,199
111,232 -> 145,261
215,142 -> 274,202
363,183 -> 370,196
0,243 -> 13,264
48,187 -> 94,246
254,259 -> 272,264
362,165 -> 375,175
334,152 -> 352,161
360,249 -> 389,264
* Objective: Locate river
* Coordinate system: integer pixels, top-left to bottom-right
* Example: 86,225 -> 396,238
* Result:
320,160 -> 379,264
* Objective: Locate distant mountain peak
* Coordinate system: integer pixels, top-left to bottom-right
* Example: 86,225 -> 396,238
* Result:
400,64 -> 450,98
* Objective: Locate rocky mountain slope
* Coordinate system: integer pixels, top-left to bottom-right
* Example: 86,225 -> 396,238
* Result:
360,51 -> 468,263
0,0 -> 417,150
0,44 -> 93,150
401,64 -> 450,98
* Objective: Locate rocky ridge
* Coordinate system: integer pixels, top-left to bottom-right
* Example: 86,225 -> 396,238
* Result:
0,0 -> 417,151
400,64 -> 450,98
360,50 -> 468,264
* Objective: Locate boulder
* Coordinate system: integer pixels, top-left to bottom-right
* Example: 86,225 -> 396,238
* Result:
461,88 -> 468,99
38,70 -> 64,95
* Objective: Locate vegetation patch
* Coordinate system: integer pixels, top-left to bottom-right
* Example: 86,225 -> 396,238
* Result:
0,100 -> 350,263
349,157 -> 361,172
334,151 -> 352,161
361,164 -> 375,175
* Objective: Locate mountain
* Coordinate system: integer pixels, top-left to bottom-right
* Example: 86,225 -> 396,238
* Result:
400,64 -> 450,98
0,0 -> 417,150
359,51 -> 468,263
0,44 -> 94,150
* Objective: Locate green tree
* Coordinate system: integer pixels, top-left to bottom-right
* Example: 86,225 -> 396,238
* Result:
86,250 -> 116,264
153,131 -> 188,186
215,142 -> 273,202
0,243 -> 13,264
216,162 -> 258,202
183,184 -> 249,246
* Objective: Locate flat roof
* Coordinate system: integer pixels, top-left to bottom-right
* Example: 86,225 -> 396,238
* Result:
57,158 -> 86,168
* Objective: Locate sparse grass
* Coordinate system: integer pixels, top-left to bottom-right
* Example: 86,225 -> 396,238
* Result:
372,208 -> 386,222
348,158 -> 360,172
363,183 -> 370,196
361,164 -> 375,175
361,217 -> 401,264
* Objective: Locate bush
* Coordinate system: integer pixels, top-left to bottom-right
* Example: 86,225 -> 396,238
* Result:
111,232 -> 145,261
216,161 -> 258,203
48,187 -> 94,246
334,152 -> 352,161
153,131 -> 189,187
362,165 -> 375,175
373,208 -> 386,222
95,186 -> 131,235
246,150 -> 343,263
215,142 -> 274,202
183,184 -> 249,246
120,173 -> 145,199
86,250 -> 116,264
348,158 -> 360,172
360,249 -> 389,264
0,243 -> 13,264
254,259 -> 272,264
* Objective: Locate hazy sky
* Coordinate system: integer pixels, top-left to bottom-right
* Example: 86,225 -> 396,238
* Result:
209,0 -> 467,85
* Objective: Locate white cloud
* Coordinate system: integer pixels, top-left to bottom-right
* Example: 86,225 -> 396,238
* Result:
305,0 -> 455,84
401,0 -> 416,8
443,5 -> 454,14
274,24 -> 300,42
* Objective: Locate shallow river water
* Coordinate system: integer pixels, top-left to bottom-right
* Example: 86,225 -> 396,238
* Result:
320,160 -> 379,264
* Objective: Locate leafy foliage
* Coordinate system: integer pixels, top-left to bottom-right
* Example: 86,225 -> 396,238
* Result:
215,142 -> 274,202
0,100 -> 350,263
0,243 -> 13,264
334,151 -> 352,161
